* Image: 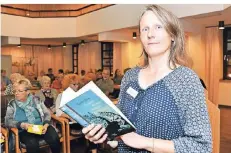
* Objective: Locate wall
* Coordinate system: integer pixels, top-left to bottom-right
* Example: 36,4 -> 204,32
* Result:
1,45 -> 72,76
218,81 -> 231,106
1,4 -> 227,38
1,55 -> 12,77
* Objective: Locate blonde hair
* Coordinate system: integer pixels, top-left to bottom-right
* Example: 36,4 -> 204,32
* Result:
140,5 -> 192,69
10,73 -> 22,83
62,74 -> 81,90
40,76 -> 51,86
14,78 -> 32,90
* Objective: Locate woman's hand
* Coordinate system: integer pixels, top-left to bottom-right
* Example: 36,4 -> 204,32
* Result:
121,132 -> 152,150
42,124 -> 49,134
82,124 -> 108,144
20,122 -> 32,130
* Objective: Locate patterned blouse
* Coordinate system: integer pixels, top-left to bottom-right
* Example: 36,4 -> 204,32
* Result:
4,83 -> 14,95
117,66 -> 212,153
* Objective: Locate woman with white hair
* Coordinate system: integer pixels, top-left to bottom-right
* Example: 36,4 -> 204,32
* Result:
4,73 -> 22,95
35,76 -> 57,113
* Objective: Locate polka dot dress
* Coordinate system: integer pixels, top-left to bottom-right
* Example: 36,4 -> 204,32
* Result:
117,66 -> 212,153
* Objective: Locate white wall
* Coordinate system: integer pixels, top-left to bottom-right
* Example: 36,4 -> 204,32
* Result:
1,55 -> 12,77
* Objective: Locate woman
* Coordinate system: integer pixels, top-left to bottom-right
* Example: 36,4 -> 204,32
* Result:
5,78 -> 60,153
82,5 -> 212,153
112,69 -> 123,98
56,74 -> 97,153
113,69 -> 123,85
51,74 -> 63,92
35,76 -> 57,113
4,73 -> 22,95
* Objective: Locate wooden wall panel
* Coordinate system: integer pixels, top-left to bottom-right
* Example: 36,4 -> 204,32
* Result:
219,105 -> 231,153
207,99 -> 220,153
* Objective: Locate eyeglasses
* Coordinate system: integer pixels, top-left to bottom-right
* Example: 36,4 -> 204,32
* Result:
71,83 -> 80,86
13,89 -> 27,94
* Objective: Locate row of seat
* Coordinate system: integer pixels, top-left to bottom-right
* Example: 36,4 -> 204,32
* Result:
1,95 -> 84,153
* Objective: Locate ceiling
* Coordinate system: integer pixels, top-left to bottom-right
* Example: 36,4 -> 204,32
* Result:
1,4 -> 114,18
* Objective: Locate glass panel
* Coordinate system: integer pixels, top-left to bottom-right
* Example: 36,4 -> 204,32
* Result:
227,30 -> 231,42
227,43 -> 231,51
225,66 -> 231,79
74,60 -> 77,66
103,59 -> 113,66
226,55 -> 231,66
103,52 -> 111,58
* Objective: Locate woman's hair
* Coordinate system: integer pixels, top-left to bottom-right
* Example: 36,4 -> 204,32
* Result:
114,69 -> 119,78
139,5 -> 192,69
62,74 -> 81,90
14,78 -> 32,90
40,76 -> 51,86
10,73 -> 22,83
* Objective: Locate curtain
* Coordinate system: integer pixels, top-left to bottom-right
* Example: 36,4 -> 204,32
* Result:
1,45 -> 72,77
78,42 -> 101,73
205,27 -> 223,105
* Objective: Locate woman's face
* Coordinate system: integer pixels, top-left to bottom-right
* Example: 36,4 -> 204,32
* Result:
116,70 -> 121,76
14,84 -> 29,102
42,80 -> 51,90
69,81 -> 80,92
140,11 -> 172,58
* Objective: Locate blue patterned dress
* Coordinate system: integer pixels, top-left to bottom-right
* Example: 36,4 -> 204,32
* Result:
117,66 -> 212,153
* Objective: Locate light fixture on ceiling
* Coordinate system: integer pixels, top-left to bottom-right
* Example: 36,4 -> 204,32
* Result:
63,42 -> 66,48
48,45 -> 51,49
17,44 -> 21,48
219,21 -> 225,30
133,32 -> 137,39
80,40 -> 85,46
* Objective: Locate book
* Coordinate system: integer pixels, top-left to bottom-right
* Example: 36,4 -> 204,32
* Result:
0,138 -> 4,143
27,125 -> 43,135
59,81 -> 136,140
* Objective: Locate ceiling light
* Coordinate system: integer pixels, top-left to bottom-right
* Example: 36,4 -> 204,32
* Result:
219,21 -> 225,30
81,40 -> 85,46
48,45 -> 51,49
17,44 -> 21,48
63,42 -> 66,48
133,32 -> 137,39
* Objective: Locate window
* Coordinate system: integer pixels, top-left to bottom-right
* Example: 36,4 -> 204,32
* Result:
72,44 -> 79,74
223,27 -> 231,80
101,42 -> 113,76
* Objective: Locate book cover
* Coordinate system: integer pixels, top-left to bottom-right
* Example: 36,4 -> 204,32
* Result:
60,81 -> 136,140
27,125 -> 43,135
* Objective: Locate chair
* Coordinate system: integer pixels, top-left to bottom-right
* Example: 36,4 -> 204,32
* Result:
1,95 -> 15,123
1,126 -> 9,153
206,99 -> 220,153
11,114 -> 66,153
61,117 -> 84,153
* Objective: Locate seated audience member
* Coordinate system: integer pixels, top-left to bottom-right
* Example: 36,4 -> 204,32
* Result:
86,72 -> 97,83
55,74 -> 97,153
46,68 -> 55,83
35,76 -> 57,113
4,73 -> 22,95
37,70 -> 45,83
111,69 -> 123,98
58,69 -> 64,75
51,74 -> 63,92
96,69 -> 114,96
95,69 -> 103,81
80,70 -> 86,78
1,69 -> 11,88
64,69 -> 70,75
5,78 -> 61,153
113,69 -> 123,85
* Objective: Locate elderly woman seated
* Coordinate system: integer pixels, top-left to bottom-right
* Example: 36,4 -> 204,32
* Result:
4,78 -> 61,153
56,74 -> 97,152
4,73 -> 22,95
35,76 -> 57,113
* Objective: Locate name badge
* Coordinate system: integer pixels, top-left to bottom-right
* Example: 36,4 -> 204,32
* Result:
126,87 -> 138,98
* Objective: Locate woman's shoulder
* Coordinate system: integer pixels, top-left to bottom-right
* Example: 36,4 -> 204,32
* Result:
170,66 -> 200,82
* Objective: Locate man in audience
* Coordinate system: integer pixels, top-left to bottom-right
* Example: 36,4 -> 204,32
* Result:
95,69 -> 103,81
1,69 -> 11,89
80,70 -> 86,78
96,69 -> 114,96
46,68 -> 55,83
58,69 -> 64,75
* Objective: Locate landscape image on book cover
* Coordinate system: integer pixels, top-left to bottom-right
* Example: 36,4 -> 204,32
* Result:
62,89 -> 135,140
